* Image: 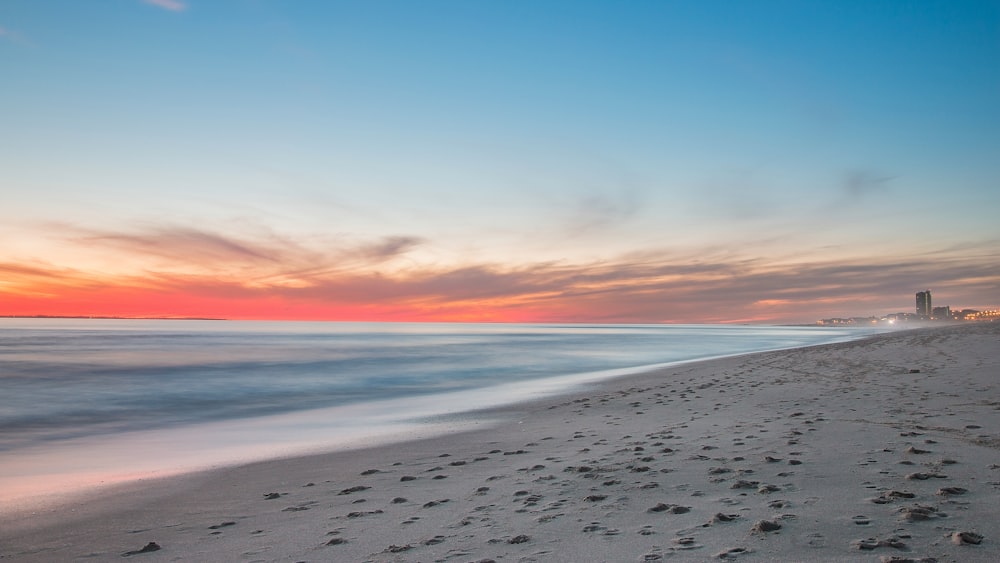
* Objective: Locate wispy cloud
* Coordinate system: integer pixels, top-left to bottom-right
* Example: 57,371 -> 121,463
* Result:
0,261 -> 106,298
76,225 -> 281,265
57,223 -> 425,280
142,0 -> 187,12
0,25 -> 27,46
127,250 -> 1000,319
5,222 -> 998,323
355,236 -> 425,262
137,246 -> 1000,322
565,190 -> 641,234
843,169 -> 893,200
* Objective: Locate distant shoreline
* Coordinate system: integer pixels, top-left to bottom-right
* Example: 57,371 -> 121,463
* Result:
0,315 -> 227,321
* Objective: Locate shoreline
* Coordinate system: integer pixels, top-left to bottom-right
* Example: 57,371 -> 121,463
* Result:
0,323 -> 879,513
3,323 -> 998,561
0,335 -> 853,521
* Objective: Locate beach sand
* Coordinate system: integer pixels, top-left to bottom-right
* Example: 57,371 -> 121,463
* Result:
2,322 -> 998,562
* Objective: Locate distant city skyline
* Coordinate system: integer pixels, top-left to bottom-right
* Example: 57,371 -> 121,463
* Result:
2,1 -> 998,323
818,289 -> 999,325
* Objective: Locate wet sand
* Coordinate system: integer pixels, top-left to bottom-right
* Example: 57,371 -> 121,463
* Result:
2,322 -> 998,562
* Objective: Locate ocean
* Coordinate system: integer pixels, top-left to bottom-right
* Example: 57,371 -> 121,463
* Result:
0,319 -> 879,507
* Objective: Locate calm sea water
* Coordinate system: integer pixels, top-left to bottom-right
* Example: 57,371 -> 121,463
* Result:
0,319 -> 878,507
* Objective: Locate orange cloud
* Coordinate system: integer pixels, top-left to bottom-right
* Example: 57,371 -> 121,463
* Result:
3,256 -> 997,324
3,225 -> 997,323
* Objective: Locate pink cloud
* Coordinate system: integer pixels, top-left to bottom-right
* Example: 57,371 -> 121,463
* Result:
143,0 -> 187,11
8,222 -> 999,324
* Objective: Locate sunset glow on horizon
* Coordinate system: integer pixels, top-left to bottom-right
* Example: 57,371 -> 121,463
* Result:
2,1 -> 998,324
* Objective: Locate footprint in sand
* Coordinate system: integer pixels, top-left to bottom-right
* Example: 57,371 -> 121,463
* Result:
671,537 -> 700,549
343,506 -> 378,519
936,486 -> 967,496
871,490 -> 914,504
904,472 -> 946,480
715,546 -> 751,559
536,512 -> 562,523
324,537 -> 347,546
951,531 -> 983,545
422,535 -> 447,546
122,542 -> 161,557
897,504 -> 945,521
750,519 -> 782,533
852,536 -> 907,550
338,485 -> 370,495
705,512 -> 740,526
648,503 -> 691,514
851,515 -> 871,526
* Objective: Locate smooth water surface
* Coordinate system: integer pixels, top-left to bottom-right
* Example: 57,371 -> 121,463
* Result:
0,319 -> 879,507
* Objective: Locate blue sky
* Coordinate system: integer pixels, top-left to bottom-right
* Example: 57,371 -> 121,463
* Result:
1,0 -> 998,322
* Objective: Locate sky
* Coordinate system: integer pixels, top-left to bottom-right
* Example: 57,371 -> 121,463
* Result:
1,0 -> 998,324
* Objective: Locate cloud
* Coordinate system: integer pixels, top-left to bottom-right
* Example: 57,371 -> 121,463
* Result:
0,262 -> 59,278
355,236 -> 425,262
5,251 -> 996,322
0,25 -> 27,45
843,169 -> 893,199
0,261 -> 108,299
142,0 -> 187,11
564,190 -> 641,235
122,241 -> 998,323
55,223 -> 428,282
77,225 -> 280,265
0,261 -> 99,285
6,222 -> 998,323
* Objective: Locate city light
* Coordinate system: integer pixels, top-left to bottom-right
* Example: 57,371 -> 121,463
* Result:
817,290 -> 996,326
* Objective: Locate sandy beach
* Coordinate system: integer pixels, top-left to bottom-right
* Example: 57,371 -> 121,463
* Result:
2,322 -> 998,562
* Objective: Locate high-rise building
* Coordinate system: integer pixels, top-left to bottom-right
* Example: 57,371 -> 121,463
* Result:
916,290 -> 932,317
932,306 -> 951,320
